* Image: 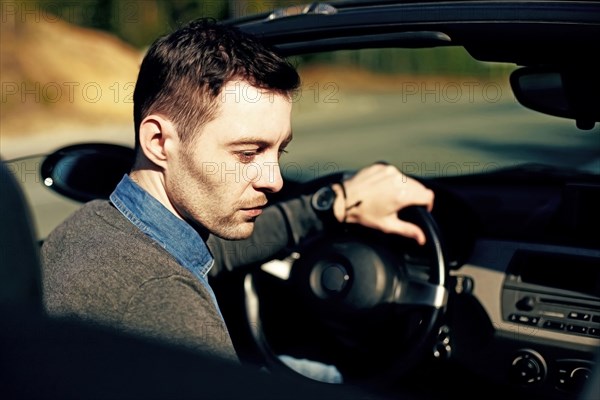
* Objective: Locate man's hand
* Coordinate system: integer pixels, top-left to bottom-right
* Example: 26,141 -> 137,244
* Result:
331,163 -> 434,245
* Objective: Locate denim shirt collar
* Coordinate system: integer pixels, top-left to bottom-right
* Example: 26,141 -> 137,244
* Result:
109,174 -> 214,280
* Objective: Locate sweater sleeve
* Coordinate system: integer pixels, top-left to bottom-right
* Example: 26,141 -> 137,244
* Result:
207,193 -> 326,276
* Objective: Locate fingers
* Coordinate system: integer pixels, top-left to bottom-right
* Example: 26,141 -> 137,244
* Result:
366,164 -> 434,211
401,185 -> 434,212
341,162 -> 435,245
378,217 -> 427,245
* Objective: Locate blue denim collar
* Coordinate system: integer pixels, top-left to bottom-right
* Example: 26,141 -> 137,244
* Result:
109,174 -> 214,281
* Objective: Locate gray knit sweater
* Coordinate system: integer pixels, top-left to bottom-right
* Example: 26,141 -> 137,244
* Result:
42,195 -> 324,363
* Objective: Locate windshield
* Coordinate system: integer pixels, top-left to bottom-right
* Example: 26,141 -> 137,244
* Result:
282,47 -> 599,182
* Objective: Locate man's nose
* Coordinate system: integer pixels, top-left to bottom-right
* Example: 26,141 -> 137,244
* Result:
251,161 -> 283,193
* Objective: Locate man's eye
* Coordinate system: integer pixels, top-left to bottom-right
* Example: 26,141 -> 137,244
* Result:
237,151 -> 257,163
278,149 -> 288,158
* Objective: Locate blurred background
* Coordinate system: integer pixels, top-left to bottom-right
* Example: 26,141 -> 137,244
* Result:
4,0 -> 595,239
1,0 -> 512,159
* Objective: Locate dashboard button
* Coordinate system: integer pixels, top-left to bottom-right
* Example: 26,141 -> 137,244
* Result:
510,350 -> 546,386
556,360 -> 595,394
568,312 -> 591,321
543,320 -> 566,331
589,327 -> 600,337
516,296 -> 535,311
567,324 -> 588,334
592,315 -> 600,323
509,314 -> 539,325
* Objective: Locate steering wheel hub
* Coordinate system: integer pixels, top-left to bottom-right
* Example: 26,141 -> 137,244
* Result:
298,240 -> 403,312
319,264 -> 349,295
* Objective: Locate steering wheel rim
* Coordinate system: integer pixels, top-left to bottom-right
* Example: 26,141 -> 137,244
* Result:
242,204 -> 448,386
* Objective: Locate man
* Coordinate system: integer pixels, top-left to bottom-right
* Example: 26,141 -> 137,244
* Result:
42,19 -> 434,365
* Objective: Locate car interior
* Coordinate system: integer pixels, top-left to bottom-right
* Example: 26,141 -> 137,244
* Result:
1,142 -> 599,399
2,1 -> 599,399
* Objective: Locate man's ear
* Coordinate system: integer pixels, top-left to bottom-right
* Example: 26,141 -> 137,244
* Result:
138,115 -> 178,170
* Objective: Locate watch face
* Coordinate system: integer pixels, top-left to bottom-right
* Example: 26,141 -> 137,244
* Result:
313,186 -> 336,211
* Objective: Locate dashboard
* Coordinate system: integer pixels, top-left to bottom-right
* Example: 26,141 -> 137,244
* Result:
453,240 -> 599,397
432,169 -> 600,399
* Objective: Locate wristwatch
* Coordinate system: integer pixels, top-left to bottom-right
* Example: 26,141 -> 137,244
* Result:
311,185 -> 338,227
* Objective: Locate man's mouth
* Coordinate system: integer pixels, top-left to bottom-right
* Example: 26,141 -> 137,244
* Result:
242,208 -> 263,218
240,201 -> 267,218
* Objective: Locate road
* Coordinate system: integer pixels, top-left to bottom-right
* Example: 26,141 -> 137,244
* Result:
4,90 -> 599,239
286,91 -> 599,181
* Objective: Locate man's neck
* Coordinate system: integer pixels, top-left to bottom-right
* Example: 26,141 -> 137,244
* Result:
129,168 -> 211,241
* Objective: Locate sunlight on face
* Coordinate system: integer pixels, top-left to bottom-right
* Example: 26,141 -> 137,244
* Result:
167,81 -> 293,239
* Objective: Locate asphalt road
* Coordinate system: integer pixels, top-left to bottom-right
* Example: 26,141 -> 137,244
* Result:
285,91 -> 600,181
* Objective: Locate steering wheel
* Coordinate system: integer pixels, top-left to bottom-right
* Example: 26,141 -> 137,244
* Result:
241,191 -> 448,387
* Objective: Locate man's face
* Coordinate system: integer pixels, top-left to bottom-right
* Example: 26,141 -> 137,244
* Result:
166,80 -> 293,240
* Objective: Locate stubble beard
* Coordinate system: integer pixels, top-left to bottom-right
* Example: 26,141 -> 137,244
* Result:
211,213 -> 256,240
175,146 -> 259,241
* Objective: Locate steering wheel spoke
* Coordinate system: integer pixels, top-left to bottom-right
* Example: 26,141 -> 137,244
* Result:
259,252 -> 299,281
394,279 -> 448,309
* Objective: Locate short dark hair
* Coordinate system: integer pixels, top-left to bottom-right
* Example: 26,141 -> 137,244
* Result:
133,18 -> 300,150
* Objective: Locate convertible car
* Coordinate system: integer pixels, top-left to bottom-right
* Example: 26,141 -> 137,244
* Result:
2,1 -> 599,399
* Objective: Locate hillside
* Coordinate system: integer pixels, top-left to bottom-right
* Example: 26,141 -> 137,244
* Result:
1,11 -> 143,158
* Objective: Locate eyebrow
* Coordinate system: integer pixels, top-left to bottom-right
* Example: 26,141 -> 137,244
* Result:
281,131 -> 293,148
226,131 -> 293,148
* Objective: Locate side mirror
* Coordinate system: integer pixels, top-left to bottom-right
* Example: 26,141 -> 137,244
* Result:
510,67 -> 600,130
41,143 -> 134,203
